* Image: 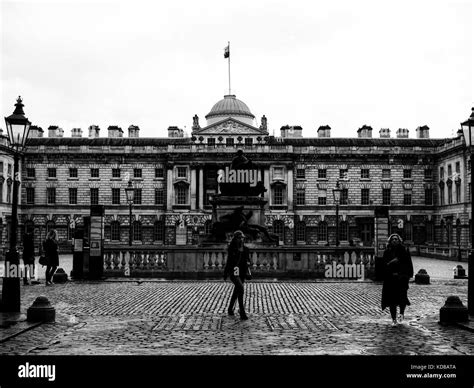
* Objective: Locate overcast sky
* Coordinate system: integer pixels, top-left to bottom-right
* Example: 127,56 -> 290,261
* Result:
1,0 -> 472,139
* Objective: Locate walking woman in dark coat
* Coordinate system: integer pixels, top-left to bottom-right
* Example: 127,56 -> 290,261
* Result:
43,229 -> 59,286
381,233 -> 414,326
22,232 -> 35,285
224,230 -> 250,320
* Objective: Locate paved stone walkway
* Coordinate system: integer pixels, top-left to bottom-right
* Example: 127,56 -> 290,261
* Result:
0,278 -> 472,356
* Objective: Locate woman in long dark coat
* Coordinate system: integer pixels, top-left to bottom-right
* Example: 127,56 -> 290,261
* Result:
224,230 -> 250,320
22,232 -> 35,285
43,229 -> 59,286
381,233 -> 414,326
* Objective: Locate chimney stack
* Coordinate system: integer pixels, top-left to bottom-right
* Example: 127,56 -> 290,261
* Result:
128,125 -> 140,138
108,125 -> 123,138
71,128 -> 83,138
317,125 -> 331,138
88,125 -> 100,138
48,125 -> 63,137
29,125 -> 44,138
396,128 -> 409,138
357,125 -> 372,138
416,125 -> 430,139
379,128 -> 391,138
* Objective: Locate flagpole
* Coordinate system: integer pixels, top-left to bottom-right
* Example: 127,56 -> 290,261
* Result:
228,41 -> 231,95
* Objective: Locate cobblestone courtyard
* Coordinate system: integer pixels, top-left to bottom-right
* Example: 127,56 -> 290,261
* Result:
1,277 -> 472,356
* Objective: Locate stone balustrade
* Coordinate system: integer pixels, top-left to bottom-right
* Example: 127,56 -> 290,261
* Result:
102,246 -> 375,279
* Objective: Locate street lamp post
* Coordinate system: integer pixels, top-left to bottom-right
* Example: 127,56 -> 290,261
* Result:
461,107 -> 474,316
333,180 -> 342,247
124,180 -> 135,247
1,97 -> 31,312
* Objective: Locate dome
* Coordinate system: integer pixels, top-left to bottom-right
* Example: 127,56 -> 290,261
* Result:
205,95 -> 255,126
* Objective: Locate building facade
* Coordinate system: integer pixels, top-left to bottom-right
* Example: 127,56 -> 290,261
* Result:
0,95 -> 471,255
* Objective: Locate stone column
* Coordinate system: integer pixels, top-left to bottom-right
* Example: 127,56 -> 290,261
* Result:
191,168 -> 197,210
198,168 -> 204,209
167,167 -> 173,210
287,167 -> 294,210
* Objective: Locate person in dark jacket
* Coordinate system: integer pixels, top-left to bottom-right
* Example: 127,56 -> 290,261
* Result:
22,232 -> 35,285
43,229 -> 59,286
381,233 -> 414,326
224,230 -> 251,320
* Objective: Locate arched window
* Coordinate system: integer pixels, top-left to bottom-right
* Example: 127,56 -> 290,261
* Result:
204,220 -> 212,234
153,220 -> 165,242
318,221 -> 328,241
295,221 -> 306,242
111,221 -> 121,241
404,221 -> 413,242
133,221 -> 142,241
273,220 -> 285,241
456,219 -> 461,246
46,220 -> 55,235
339,221 -> 349,242
426,221 -> 434,243
24,220 -> 34,236
440,220 -> 446,244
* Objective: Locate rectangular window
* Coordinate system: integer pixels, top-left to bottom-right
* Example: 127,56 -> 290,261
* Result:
112,188 -> 121,205
318,169 -> 327,179
424,169 -> 432,179
382,169 -> 391,179
440,167 -> 444,179
69,168 -> 78,178
134,188 -> 142,204
318,197 -> 327,205
226,138 -> 234,147
361,169 -> 370,179
273,185 -> 284,205
26,188 -> 35,204
361,189 -> 370,205
340,189 -> 348,205
26,168 -> 36,178
177,167 -> 187,178
207,138 -> 216,146
456,184 -> 461,203
48,168 -> 56,178
155,188 -> 165,205
404,191 -> 412,205
69,188 -> 78,205
339,169 -> 348,179
296,169 -> 305,179
382,188 -> 391,205
133,168 -> 142,178
403,169 -> 412,179
47,187 -> 56,204
90,168 -> 99,178
447,185 -> 453,204
244,138 -> 253,146
425,188 -> 433,205
296,189 -> 305,205
448,164 -> 452,177
440,186 -> 445,205
455,162 -> 460,174
176,185 -> 187,205
112,168 -> 121,178
155,168 -> 164,178
90,188 -> 99,205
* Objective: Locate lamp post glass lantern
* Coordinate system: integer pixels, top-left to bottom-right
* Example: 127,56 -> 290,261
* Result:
125,180 -> 135,246
461,107 -> 474,316
333,181 -> 342,247
1,97 -> 31,312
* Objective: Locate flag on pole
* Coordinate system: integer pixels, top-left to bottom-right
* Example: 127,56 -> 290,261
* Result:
224,44 -> 230,58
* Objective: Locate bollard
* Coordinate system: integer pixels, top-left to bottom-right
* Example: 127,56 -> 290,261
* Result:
414,269 -> 430,284
27,296 -> 56,322
52,268 -> 68,283
453,265 -> 467,279
439,296 -> 468,324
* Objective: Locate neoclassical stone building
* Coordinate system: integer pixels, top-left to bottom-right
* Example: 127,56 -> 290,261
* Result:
0,95 -> 471,255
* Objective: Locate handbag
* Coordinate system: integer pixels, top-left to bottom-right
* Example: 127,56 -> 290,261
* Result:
39,255 -> 48,266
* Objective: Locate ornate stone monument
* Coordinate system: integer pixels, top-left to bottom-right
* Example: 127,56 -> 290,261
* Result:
203,150 -> 278,245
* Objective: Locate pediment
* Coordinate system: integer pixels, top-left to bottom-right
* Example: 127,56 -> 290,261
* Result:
192,118 -> 268,136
